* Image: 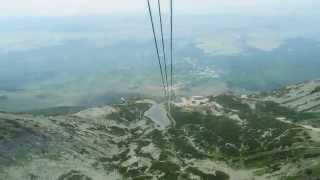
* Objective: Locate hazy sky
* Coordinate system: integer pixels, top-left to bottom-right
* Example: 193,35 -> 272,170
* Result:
0,0 -> 318,17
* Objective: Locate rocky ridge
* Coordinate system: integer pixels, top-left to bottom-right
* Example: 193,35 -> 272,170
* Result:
1,82 -> 320,179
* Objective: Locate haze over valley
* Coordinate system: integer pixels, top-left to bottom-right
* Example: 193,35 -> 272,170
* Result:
1,14 -> 320,111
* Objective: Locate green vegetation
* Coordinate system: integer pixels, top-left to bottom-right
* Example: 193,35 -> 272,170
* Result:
255,101 -> 318,122
186,167 -> 229,180
108,126 -> 128,136
147,130 -> 168,149
0,118 -> 37,139
150,161 -> 180,180
0,118 -> 50,169
169,129 -> 206,159
282,164 -> 320,180
211,94 -> 251,112
1,92 -> 320,180
108,102 -> 151,122
170,94 -> 320,170
58,170 -> 92,180
171,106 -> 242,157
21,106 -> 85,116
311,86 -> 320,94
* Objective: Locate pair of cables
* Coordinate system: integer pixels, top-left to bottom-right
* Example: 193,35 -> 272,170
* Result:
147,0 -> 174,106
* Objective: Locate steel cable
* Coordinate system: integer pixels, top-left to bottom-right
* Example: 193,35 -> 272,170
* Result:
147,0 -> 167,96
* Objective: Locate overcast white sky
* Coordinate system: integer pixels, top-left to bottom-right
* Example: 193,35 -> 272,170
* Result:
0,0 -> 318,17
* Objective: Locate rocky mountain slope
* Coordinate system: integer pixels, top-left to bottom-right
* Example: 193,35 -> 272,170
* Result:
1,83 -> 320,180
259,79 -> 320,129
262,79 -> 320,112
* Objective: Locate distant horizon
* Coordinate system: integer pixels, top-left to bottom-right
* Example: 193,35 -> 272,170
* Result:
0,0 -> 319,17
0,12 -> 318,19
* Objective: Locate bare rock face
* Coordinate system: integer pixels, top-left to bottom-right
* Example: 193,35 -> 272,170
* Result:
0,84 -> 320,180
262,79 -> 320,112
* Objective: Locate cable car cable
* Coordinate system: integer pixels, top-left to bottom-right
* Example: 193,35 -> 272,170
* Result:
157,0 -> 169,94
170,0 -> 173,89
147,0 -> 167,96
